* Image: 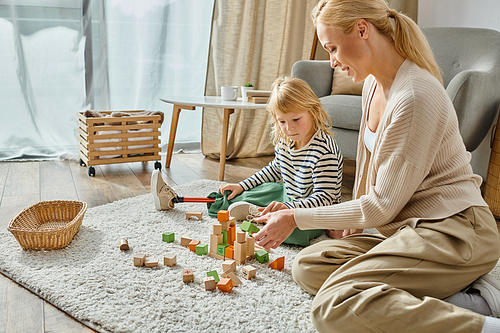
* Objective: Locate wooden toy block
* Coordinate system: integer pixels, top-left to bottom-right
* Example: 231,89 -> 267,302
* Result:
133,253 -> 146,266
222,259 -> 236,273
220,220 -> 229,231
234,241 -> 247,262
236,231 -> 246,243
162,232 -> 175,243
163,252 -> 177,266
204,277 -> 216,291
145,258 -> 159,267
221,267 -> 232,278
217,243 -> 229,256
217,210 -> 229,222
195,243 -> 208,255
186,211 -> 202,220
207,270 -> 220,283
210,234 -> 220,254
221,230 -> 228,244
227,226 -> 236,245
188,240 -> 201,252
269,256 -> 285,270
213,223 -> 222,234
228,216 -> 236,227
224,245 -> 234,259
180,234 -> 192,247
241,220 -> 260,234
256,249 -> 269,263
119,239 -> 130,250
217,278 -> 234,293
182,269 -> 194,283
227,272 -> 242,286
242,265 -> 257,280
246,234 -> 255,254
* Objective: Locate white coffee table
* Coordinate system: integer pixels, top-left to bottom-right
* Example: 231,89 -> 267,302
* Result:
160,96 -> 269,181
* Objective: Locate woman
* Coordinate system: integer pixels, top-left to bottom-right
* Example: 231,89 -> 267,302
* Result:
252,0 -> 500,332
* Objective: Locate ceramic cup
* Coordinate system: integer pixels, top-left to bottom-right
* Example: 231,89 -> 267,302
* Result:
221,86 -> 238,101
241,86 -> 254,102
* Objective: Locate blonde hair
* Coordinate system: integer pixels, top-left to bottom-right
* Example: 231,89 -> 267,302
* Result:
312,0 -> 442,84
267,76 -> 333,147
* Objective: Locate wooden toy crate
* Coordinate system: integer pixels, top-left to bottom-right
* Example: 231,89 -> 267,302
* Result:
77,110 -> 162,176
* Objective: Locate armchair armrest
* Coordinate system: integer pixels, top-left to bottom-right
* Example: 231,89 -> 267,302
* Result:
291,60 -> 334,98
446,69 -> 500,151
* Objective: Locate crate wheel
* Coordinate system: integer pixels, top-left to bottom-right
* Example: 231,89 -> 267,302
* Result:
79,158 -> 86,167
88,166 -> 95,177
154,161 -> 162,170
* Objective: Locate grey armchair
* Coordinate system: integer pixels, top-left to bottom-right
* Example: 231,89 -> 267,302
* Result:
291,27 -> 500,160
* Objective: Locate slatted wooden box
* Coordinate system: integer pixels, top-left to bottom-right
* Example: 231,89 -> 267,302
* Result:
77,110 -> 162,176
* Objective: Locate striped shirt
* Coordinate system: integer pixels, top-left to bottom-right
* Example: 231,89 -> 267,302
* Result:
238,129 -> 343,209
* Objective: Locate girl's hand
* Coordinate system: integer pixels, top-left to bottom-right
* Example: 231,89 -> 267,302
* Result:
218,184 -> 243,200
326,229 -> 364,239
252,209 -> 297,249
258,201 -> 288,216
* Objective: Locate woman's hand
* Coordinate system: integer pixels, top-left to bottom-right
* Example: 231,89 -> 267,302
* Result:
218,183 -> 243,200
252,209 -> 297,249
258,201 -> 288,216
326,229 -> 364,239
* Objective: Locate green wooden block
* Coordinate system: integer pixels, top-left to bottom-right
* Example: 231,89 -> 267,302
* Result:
241,221 -> 260,234
217,243 -> 229,256
207,270 -> 220,283
221,230 -> 227,244
196,243 -> 208,255
256,249 -> 269,263
162,232 -> 175,243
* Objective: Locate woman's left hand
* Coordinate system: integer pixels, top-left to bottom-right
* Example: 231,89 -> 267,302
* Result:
258,201 -> 288,216
252,209 -> 297,249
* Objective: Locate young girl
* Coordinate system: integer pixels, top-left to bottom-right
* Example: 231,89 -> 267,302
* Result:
218,76 -> 344,246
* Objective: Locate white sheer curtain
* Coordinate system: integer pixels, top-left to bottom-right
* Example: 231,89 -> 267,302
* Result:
0,0 -> 213,160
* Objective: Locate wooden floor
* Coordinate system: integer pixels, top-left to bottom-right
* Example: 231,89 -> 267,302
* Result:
0,153 -> 355,333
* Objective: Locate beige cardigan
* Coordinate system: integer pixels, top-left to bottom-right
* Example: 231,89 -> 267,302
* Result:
294,60 -> 487,237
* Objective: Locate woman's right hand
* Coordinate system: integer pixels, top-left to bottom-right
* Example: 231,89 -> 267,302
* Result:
218,183 -> 243,200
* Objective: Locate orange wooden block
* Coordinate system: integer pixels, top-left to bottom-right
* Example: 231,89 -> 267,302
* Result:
217,210 -> 229,222
227,226 -> 236,245
217,277 -> 234,292
224,245 -> 234,259
188,240 -> 201,252
269,256 -> 285,270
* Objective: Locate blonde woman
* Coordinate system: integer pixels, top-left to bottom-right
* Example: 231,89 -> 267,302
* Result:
252,0 -> 500,332
218,76 -> 345,246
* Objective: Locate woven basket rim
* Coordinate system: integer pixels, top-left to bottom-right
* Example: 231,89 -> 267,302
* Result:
7,200 -> 87,232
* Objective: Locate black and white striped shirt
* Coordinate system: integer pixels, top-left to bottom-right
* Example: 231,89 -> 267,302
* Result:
239,130 -> 343,209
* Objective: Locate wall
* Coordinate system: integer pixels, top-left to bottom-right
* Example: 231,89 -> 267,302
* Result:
418,0 -> 500,180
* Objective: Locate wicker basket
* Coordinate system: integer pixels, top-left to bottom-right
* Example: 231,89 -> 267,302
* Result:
7,200 -> 87,250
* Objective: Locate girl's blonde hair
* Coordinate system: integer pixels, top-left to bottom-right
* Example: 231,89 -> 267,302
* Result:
312,0 -> 442,84
267,76 -> 333,146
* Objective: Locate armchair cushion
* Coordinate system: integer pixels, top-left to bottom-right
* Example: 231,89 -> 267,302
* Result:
331,69 -> 364,95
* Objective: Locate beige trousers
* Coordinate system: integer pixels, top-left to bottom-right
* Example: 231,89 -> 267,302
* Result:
292,206 -> 500,333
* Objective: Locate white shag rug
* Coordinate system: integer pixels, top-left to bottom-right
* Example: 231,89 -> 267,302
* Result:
0,179 -> 323,333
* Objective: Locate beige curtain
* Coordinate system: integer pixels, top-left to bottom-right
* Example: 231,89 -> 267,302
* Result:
202,0 -> 318,159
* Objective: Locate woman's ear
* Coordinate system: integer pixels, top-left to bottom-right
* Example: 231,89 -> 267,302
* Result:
356,19 -> 369,39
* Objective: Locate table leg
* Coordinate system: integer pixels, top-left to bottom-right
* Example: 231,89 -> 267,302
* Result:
166,104 -> 195,168
219,108 -> 234,181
